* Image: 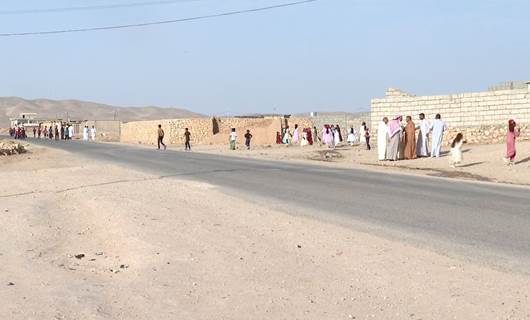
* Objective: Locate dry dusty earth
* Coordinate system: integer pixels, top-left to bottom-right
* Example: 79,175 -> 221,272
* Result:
1,146 -> 529,319
191,140 -> 530,186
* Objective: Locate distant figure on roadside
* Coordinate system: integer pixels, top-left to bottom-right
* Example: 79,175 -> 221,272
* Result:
505,119 -> 521,166
244,129 -> 252,150
68,125 -> 74,140
323,127 -> 332,146
333,125 -> 341,147
359,122 -> 367,145
364,126 -> 371,150
43,126 -> 48,138
55,126 -> 60,140
292,124 -> 299,144
313,126 -> 321,146
64,125 -> 69,140
416,113 -> 430,157
38,126 -> 42,139
48,126 -> 53,139
403,116 -> 417,160
91,126 -> 97,141
184,128 -> 191,151
336,124 -> 343,143
157,124 -> 166,150
347,127 -> 356,146
33,127 -> 36,138
282,126 -> 291,144
276,131 -> 282,144
386,116 -> 403,161
300,129 -> 309,147
450,133 -> 465,168
377,117 -> 389,161
82,126 -> 89,141
430,114 -> 447,158
229,128 -> 237,150
60,126 -> 65,140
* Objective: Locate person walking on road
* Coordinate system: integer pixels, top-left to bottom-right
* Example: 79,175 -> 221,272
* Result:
157,124 -> 166,150
505,119 -> 521,166
229,128 -> 237,150
244,129 -> 253,150
184,128 -> 191,151
91,126 -> 97,142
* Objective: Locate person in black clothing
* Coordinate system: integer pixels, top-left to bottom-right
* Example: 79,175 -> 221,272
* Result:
244,130 -> 253,150
184,128 -> 191,151
157,124 -> 166,150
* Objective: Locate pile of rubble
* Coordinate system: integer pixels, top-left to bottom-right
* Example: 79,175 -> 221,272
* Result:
0,139 -> 26,156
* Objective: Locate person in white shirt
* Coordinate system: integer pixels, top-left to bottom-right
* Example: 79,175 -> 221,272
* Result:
229,128 -> 237,150
90,126 -> 97,142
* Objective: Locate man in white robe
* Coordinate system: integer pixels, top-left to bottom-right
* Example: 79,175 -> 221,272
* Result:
359,122 -> 367,145
377,117 -> 389,160
416,113 -> 430,157
83,126 -> 89,141
90,126 -> 97,141
430,114 -> 447,158
68,125 -> 74,140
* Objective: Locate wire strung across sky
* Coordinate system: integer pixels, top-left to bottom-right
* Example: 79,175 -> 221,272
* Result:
0,0 -> 203,15
0,0 -> 318,37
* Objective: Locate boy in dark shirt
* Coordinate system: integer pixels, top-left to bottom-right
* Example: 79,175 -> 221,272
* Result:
157,124 -> 166,150
184,128 -> 191,151
244,130 -> 253,150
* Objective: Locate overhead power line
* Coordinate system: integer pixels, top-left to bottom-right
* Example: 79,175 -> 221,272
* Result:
0,0 -> 318,37
0,0 -> 201,15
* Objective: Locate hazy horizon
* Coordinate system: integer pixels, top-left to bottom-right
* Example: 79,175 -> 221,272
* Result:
1,0 -> 529,115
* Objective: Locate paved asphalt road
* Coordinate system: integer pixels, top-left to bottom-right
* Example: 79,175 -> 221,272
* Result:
26,139 -> 530,272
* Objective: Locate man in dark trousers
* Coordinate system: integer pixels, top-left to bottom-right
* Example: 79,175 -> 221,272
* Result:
184,128 -> 191,151
244,129 -> 253,150
157,124 -> 166,150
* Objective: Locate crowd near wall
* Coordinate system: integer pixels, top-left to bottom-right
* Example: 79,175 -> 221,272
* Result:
371,84 -> 530,145
119,114 -> 374,147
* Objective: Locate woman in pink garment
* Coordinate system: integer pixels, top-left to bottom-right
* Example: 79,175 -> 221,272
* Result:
506,119 -> 521,165
292,124 -> 299,144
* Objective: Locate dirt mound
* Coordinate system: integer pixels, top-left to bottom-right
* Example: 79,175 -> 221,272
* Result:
0,140 -> 26,155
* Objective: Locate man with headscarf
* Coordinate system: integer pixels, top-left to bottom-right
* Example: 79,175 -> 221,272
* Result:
386,116 -> 402,161
416,113 -> 430,157
430,114 -> 447,158
377,117 -> 389,160
403,116 -> 417,159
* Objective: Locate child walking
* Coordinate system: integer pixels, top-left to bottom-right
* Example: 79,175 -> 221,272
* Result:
229,128 -> 237,150
244,130 -> 253,150
450,133 -> 465,168
505,119 -> 521,165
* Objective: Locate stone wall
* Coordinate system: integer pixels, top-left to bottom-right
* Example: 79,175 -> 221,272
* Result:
121,118 -> 213,145
120,116 -> 317,147
371,85 -> 530,145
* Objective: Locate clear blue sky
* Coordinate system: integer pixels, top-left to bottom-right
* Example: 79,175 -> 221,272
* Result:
1,0 -> 529,116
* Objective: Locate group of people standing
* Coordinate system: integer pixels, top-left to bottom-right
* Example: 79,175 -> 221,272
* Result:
377,113 -> 450,162
377,114 -> 523,167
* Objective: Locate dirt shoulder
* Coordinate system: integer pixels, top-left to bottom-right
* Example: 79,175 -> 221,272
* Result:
189,141 -> 530,186
1,146 -> 529,319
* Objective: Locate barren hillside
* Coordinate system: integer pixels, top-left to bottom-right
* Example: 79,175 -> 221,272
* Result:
0,97 -> 204,127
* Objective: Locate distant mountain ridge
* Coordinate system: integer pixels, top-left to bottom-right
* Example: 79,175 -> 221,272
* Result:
0,97 -> 205,127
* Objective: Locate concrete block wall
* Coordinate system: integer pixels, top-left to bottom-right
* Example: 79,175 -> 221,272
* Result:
371,86 -> 530,145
